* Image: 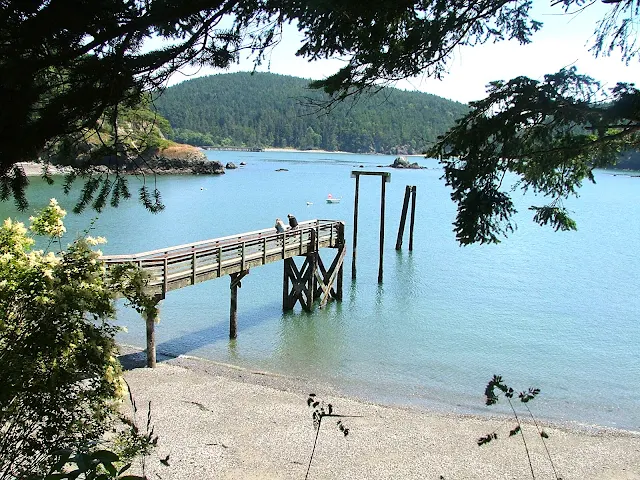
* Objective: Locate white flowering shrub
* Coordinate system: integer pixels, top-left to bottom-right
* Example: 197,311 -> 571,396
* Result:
0,200 -> 155,479
29,198 -> 67,238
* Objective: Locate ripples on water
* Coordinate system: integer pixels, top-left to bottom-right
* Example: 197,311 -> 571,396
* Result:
3,152 -> 638,430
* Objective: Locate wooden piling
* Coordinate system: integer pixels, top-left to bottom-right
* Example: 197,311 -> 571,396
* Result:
396,185 -> 412,250
145,310 -> 157,368
352,174 -> 360,280
378,175 -> 386,283
337,223 -> 344,300
229,270 -> 248,339
230,274 -> 239,339
409,186 -> 417,251
283,259 -> 291,310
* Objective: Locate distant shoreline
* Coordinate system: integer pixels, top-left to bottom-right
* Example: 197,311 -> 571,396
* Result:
263,147 -> 425,156
264,147 -> 352,154
17,150 -> 428,178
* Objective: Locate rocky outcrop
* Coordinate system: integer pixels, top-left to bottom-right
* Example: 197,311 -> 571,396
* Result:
130,144 -> 224,175
226,162 -> 237,169
389,156 -> 424,169
47,140 -> 226,175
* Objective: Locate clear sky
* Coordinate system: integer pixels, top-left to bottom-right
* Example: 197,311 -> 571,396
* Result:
166,2 -> 640,104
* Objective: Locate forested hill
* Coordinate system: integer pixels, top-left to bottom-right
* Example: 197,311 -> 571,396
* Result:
154,72 -> 468,154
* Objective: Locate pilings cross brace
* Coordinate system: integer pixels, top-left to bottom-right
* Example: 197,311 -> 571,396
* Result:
283,245 -> 345,311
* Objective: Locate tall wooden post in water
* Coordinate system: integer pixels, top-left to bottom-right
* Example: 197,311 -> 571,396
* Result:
409,186 -> 417,251
378,175 -> 386,283
350,171 -> 391,283
396,185 -> 417,251
352,174 -> 360,280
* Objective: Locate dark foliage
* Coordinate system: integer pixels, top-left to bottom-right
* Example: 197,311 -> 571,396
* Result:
429,68 -> 640,245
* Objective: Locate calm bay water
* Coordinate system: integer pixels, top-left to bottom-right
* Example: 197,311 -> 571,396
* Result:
3,151 -> 639,430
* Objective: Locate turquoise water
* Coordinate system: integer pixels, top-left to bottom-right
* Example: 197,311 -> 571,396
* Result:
3,151 -> 639,431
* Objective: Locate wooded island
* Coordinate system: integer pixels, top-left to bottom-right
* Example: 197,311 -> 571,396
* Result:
155,72 -> 469,155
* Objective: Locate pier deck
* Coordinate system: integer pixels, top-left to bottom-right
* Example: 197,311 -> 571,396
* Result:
101,219 -> 344,297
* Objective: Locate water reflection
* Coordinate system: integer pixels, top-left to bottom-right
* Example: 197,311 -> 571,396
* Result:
276,305 -> 347,376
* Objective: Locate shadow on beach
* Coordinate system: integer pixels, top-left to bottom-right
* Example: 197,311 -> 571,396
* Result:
117,349 -> 177,371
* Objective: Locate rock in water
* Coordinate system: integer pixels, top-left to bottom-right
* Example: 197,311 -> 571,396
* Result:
389,156 -> 424,169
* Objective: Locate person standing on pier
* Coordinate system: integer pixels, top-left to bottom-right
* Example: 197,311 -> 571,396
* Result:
275,218 -> 287,233
287,214 -> 298,229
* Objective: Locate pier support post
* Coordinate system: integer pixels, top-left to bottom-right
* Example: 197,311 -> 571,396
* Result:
229,270 -> 249,339
145,294 -> 163,368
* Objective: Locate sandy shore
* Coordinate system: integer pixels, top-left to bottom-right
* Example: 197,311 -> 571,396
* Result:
119,347 -> 640,480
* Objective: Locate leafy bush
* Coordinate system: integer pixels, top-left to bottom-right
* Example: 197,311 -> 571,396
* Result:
0,199 -> 155,479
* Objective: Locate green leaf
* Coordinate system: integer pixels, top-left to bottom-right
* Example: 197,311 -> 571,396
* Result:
49,450 -> 74,474
91,450 -> 120,463
103,461 -> 117,477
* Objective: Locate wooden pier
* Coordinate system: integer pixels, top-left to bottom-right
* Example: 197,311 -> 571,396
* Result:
101,219 -> 346,366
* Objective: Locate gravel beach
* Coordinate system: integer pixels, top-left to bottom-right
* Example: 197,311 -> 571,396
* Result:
15,162 -> 72,176
119,347 -> 640,480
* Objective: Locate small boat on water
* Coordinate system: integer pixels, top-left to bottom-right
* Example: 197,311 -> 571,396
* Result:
326,193 -> 341,204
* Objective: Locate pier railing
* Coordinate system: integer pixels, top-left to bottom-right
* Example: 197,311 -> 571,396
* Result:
101,219 -> 344,297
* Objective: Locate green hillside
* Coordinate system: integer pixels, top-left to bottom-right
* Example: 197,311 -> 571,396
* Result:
154,72 -> 468,154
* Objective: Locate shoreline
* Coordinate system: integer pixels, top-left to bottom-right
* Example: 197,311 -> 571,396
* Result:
15,149 -> 424,179
119,345 -> 640,479
16,162 -> 73,177
263,147 -> 426,157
